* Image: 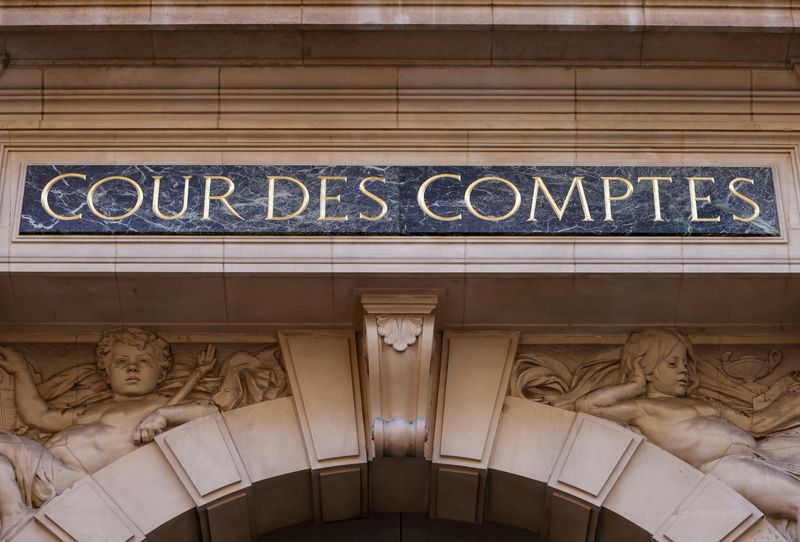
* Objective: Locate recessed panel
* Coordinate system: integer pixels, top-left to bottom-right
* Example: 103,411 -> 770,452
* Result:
557,419 -> 636,498
435,467 -> 481,523
319,466 -> 364,522
549,491 -> 593,542
663,482 -> 753,542
439,335 -> 514,461
164,417 -> 242,497
284,334 -> 360,461
42,480 -> 138,542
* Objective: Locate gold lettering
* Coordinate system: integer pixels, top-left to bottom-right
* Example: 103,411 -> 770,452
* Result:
202,175 -> 243,221
358,176 -> 388,221
319,176 -> 348,221
266,176 -> 309,220
637,176 -> 672,222
87,175 -> 144,221
417,173 -> 462,221
528,176 -> 593,222
152,175 -> 191,220
464,176 -> 521,222
41,173 -> 84,221
688,177 -> 721,222
602,176 -> 634,222
728,177 -> 761,222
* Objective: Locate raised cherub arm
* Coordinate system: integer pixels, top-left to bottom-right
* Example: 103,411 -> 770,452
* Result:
0,346 -> 86,433
574,356 -> 648,425
718,381 -> 800,436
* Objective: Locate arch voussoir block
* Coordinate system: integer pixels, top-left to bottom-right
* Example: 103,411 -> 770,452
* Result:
93,442 -> 198,542
431,331 -> 519,524
154,413 -> 254,542
223,396 -> 312,537
35,476 -> 145,542
488,400 -> 789,542
8,340 -> 793,542
279,330 -> 368,525
654,475 -> 763,542
545,413 -> 642,542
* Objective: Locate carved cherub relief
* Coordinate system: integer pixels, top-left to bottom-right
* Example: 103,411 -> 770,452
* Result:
0,327 -> 289,540
512,329 -> 800,542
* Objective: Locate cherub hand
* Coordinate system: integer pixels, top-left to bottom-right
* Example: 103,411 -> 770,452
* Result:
195,344 -> 216,377
630,355 -> 647,389
0,346 -> 29,375
132,411 -> 168,444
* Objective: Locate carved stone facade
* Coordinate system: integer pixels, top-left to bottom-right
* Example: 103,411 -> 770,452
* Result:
513,329 -> 800,541
2,2 -> 800,542
1,326 -> 797,542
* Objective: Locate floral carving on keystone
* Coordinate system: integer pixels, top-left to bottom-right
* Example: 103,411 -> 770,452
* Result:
376,315 -> 423,352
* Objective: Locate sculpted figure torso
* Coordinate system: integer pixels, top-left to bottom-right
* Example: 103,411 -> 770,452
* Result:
0,328 -> 220,538
46,394 -> 168,473
574,329 -> 800,541
630,397 -> 758,468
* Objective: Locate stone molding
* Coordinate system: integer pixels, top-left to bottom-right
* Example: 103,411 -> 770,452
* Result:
0,1 -> 799,31
0,66 -> 798,131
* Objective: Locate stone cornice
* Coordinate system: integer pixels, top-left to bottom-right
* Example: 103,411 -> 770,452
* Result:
0,66 -> 797,131
0,1 -> 797,31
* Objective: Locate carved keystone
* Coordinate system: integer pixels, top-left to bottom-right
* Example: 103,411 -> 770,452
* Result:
362,294 -> 437,459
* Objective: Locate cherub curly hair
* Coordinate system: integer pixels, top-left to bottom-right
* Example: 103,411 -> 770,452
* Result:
95,327 -> 173,383
620,328 -> 700,395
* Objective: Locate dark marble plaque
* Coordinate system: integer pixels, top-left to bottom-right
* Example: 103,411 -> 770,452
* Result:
19,165 -> 780,236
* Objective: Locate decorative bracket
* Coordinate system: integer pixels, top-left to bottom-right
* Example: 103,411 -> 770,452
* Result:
361,294 -> 437,459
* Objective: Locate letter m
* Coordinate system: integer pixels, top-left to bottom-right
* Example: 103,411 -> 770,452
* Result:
528,176 -> 594,222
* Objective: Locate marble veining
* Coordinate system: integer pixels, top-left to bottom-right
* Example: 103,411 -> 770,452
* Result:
19,165 -> 781,236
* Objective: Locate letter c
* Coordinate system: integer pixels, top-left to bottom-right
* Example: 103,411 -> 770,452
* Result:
41,173 -> 85,221
417,173 -> 462,221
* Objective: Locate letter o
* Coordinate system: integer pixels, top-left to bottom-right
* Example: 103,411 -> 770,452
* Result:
464,176 -> 521,222
87,176 -> 144,220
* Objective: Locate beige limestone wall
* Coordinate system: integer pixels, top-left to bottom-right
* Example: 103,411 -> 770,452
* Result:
7,328 -> 796,542
0,66 -> 799,131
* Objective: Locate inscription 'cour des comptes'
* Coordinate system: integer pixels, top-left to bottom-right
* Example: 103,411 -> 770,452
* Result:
18,165 -> 781,236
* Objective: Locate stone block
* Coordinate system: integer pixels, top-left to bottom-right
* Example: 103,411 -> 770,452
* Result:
94,443 -> 195,535
654,475 -> 763,542
548,414 -> 642,506
156,413 -> 251,507
37,477 -> 144,542
434,331 -> 519,469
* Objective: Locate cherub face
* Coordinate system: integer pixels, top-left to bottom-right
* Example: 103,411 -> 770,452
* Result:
649,343 -> 690,397
106,342 -> 162,397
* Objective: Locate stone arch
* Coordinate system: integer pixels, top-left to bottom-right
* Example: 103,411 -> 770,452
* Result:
9,333 -> 787,542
